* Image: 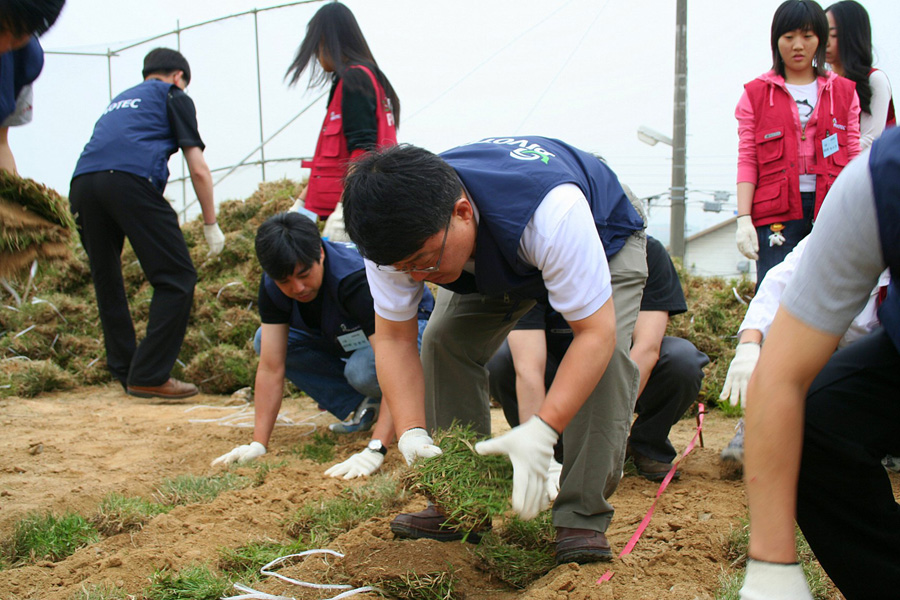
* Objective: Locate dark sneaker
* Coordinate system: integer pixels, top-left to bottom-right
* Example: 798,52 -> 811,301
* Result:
390,504 -> 489,543
720,418 -> 745,464
127,378 -> 198,402
631,450 -> 678,482
555,526 -> 613,564
329,397 -> 379,434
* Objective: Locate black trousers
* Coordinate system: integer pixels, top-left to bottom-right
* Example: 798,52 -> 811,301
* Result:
69,171 -> 197,388
796,328 -> 900,599
486,335 -> 707,463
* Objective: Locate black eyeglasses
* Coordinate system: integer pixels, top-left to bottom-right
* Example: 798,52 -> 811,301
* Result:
376,216 -> 451,274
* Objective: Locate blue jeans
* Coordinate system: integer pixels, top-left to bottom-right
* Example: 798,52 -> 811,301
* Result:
253,319 -> 428,420
755,191 -> 815,288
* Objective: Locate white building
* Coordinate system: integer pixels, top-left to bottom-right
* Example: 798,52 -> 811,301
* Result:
682,216 -> 756,282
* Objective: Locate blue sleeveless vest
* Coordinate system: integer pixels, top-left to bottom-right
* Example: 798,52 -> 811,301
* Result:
73,80 -> 178,192
438,136 -> 644,298
0,37 -> 43,123
869,127 -> 900,351
263,241 -> 434,357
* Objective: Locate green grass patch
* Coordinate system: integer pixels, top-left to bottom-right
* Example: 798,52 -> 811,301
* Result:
154,472 -> 249,506
717,515 -> 834,600
290,431 -> 337,463
0,358 -> 76,398
402,425 -> 513,530
286,474 -> 407,542
69,582 -> 129,600
146,564 -> 230,600
475,512 -> 556,589
2,511 -> 99,565
377,569 -> 458,600
218,538 -> 310,581
92,492 -> 171,536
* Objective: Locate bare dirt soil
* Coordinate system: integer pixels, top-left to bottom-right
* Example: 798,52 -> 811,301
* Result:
0,385 -> 882,600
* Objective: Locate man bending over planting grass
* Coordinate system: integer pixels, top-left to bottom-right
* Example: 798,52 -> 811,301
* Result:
212,211 -> 433,480
341,137 -> 647,565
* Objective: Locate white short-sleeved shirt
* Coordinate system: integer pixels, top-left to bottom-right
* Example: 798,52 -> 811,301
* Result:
782,148 -> 888,335
365,183 -> 612,323
739,234 -> 889,347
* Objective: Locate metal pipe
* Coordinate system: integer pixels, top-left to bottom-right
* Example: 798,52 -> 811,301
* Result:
253,9 -> 267,182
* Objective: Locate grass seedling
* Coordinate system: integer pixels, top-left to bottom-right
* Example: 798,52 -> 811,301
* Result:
2,511 -> 99,565
153,472 -> 249,506
145,565 -> 230,600
69,582 -> 129,600
290,431 -> 337,463
92,493 -> 171,536
287,474 -> 406,542
474,513 -> 556,589
376,569 -> 458,600
403,425 -> 513,530
218,538 -> 310,581
249,458 -> 288,487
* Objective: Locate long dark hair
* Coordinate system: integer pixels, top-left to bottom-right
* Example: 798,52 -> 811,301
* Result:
285,2 -> 400,126
826,0 -> 873,114
770,0 -> 829,79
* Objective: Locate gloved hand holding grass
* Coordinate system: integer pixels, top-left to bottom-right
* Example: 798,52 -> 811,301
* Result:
475,415 -> 558,520
398,427 -> 442,465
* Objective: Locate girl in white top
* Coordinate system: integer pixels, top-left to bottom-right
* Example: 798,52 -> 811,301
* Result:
826,0 -> 895,150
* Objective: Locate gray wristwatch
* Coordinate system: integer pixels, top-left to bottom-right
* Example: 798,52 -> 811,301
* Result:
367,439 -> 387,455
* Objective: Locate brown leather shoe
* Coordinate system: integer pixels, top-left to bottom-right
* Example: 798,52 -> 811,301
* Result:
630,449 -> 678,482
390,504 -> 489,543
555,526 -> 613,564
127,378 -> 198,402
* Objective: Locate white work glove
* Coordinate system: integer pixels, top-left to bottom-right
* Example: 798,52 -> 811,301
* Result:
475,416 -> 559,520
203,223 -> 225,257
720,342 -> 761,408
397,427 -> 443,465
210,441 -> 266,466
736,215 -> 759,260
324,448 -> 384,479
740,559 -> 813,600
546,458 -> 563,502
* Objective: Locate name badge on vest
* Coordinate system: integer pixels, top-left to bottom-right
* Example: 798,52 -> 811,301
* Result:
822,133 -> 839,158
337,329 -> 369,352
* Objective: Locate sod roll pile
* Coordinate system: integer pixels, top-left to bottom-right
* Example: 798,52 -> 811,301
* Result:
0,171 -> 75,278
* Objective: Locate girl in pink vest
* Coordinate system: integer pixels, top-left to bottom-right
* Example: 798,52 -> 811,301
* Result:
735,0 -> 860,286
826,1 -> 895,150
286,2 -> 399,219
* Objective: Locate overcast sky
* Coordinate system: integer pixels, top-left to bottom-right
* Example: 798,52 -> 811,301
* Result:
13,0 -> 900,244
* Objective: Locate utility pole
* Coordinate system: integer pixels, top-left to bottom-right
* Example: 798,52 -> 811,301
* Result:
670,0 -> 688,261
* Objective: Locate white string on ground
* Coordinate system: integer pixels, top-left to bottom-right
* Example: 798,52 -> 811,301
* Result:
185,401 -> 324,434
221,550 -> 381,600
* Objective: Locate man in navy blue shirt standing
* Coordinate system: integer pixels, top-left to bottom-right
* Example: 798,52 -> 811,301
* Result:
69,48 -> 224,401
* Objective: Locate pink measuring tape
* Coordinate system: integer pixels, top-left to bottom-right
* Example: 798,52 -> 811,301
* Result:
597,403 -> 706,585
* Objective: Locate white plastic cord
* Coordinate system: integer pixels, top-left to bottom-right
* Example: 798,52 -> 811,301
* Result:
185,401 -> 324,433
221,550 -> 381,600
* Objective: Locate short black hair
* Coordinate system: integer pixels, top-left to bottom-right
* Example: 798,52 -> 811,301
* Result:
255,212 -> 323,281
342,144 -> 461,266
0,0 -> 65,37
770,0 -> 829,78
142,47 -> 191,85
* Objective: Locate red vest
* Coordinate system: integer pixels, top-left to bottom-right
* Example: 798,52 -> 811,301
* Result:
744,74 -> 857,227
302,65 -> 397,218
